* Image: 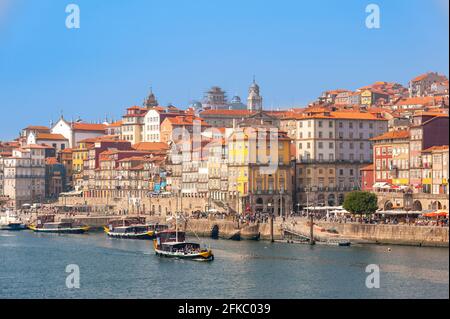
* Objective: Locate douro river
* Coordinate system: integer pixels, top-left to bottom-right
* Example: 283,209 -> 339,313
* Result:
0,231 -> 448,299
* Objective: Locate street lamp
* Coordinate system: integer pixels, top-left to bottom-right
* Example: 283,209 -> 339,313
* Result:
268,201 -> 274,243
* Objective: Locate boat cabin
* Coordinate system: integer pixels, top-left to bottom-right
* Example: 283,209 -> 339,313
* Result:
147,223 -> 169,232
156,230 -> 186,244
42,222 -> 73,229
110,225 -> 149,234
158,242 -> 202,254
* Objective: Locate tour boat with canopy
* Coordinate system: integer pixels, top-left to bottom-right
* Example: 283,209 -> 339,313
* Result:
28,215 -> 89,234
104,217 -> 169,240
153,214 -> 214,261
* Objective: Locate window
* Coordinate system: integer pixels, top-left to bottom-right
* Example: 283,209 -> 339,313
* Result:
329,142 -> 334,149
329,121 -> 333,128
318,121 -> 323,128
318,142 -> 323,149
359,122 -> 363,129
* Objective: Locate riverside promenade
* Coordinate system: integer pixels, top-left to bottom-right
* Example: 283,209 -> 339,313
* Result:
19,209 -> 449,247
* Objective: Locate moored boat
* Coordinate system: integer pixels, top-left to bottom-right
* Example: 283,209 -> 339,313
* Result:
104,218 -> 169,240
0,211 -> 26,231
104,225 -> 154,240
28,215 -> 89,234
28,222 -> 89,234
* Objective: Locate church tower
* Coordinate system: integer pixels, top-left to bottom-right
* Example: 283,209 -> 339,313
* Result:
144,87 -> 159,109
247,77 -> 263,111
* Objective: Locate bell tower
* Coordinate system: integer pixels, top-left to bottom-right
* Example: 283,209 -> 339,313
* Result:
144,87 -> 158,109
247,77 -> 263,111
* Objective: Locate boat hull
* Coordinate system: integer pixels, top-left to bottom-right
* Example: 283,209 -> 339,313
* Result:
28,225 -> 89,234
104,227 -> 155,240
155,249 -> 214,262
107,232 -> 154,240
0,223 -> 26,231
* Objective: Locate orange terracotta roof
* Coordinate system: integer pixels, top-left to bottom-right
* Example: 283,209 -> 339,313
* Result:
25,125 -> 50,131
107,121 -> 123,128
422,145 -> 449,153
36,133 -> 67,141
371,130 -> 410,141
361,164 -> 374,171
132,142 -> 169,152
411,73 -> 430,82
60,148 -> 73,153
45,157 -> 59,165
165,116 -> 210,126
72,123 -> 106,131
20,144 -> 48,149
396,96 -> 438,106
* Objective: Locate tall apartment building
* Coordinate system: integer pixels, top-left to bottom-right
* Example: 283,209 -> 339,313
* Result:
421,146 -> 449,196
2,145 -> 46,208
143,106 -> 185,142
280,110 -> 389,207
227,126 -> 293,216
409,113 -> 449,193
121,106 -> 148,144
371,130 -> 411,190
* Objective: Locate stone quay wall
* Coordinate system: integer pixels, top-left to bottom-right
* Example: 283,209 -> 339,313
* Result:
56,197 -> 448,247
314,221 -> 449,247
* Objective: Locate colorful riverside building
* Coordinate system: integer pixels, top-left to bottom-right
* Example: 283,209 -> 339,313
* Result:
2,145 -> 46,208
409,112 -> 449,193
421,146 -> 449,196
58,148 -> 73,190
227,126 -> 293,216
45,157 -> 66,200
371,130 -> 411,190
369,112 -> 449,211
279,109 -> 389,207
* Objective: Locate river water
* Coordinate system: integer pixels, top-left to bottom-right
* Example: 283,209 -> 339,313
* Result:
0,231 -> 448,299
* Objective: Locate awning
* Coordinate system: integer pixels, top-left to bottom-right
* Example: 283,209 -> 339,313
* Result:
60,191 -> 83,196
373,182 -> 389,188
423,212 -> 448,218
379,211 -> 422,216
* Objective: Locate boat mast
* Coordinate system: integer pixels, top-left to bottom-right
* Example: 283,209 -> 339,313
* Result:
176,212 -> 179,243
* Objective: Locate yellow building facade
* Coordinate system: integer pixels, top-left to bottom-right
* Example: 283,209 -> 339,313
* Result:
228,127 -> 293,216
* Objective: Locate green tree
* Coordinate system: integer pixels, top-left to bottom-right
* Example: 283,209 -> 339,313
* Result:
343,191 -> 378,216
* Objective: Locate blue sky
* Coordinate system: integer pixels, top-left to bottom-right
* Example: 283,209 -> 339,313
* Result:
0,0 -> 448,140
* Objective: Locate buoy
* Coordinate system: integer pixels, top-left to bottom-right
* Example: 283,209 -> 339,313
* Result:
388,248 -> 392,252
